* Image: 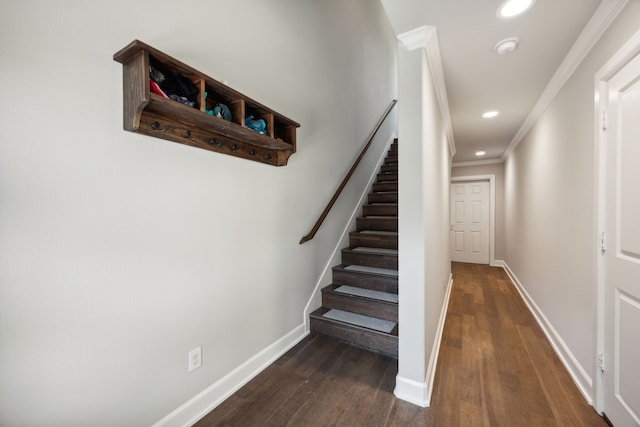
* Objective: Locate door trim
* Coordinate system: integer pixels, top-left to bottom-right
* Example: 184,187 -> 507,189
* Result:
450,175 -> 496,266
594,28 -> 640,415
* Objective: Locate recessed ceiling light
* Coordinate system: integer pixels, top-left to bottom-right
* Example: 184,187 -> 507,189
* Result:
497,0 -> 536,19
495,37 -> 519,55
476,150 -> 486,156
482,111 -> 499,118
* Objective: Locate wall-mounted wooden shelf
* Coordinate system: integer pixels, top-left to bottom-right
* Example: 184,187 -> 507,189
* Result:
113,40 -> 299,166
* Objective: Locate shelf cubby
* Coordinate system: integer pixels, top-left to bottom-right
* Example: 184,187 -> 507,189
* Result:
113,40 -> 299,166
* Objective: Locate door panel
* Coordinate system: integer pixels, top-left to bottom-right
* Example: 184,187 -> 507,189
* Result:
471,231 -> 481,253
454,231 -> 464,253
604,50 -> 640,427
450,181 -> 489,264
617,291 -> 640,417
454,201 -> 464,224
619,73 -> 640,261
472,201 -> 482,223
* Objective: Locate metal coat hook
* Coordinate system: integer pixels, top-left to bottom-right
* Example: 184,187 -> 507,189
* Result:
150,121 -> 166,132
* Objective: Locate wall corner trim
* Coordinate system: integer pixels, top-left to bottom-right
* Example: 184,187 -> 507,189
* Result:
501,263 -> 594,405
152,324 -> 308,427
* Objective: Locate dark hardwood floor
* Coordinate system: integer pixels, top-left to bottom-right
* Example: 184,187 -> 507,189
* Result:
195,263 -> 606,426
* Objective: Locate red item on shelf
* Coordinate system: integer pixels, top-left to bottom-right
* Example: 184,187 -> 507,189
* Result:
149,80 -> 169,98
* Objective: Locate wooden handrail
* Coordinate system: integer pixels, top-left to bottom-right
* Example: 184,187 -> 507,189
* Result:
299,99 -> 398,244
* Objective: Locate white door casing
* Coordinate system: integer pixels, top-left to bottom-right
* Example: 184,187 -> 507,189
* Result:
450,180 -> 490,264
596,30 -> 640,426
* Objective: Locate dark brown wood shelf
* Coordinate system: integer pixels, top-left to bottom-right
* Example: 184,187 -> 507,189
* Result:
113,40 -> 299,166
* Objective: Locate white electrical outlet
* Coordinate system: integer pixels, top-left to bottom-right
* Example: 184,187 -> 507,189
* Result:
188,347 -> 202,372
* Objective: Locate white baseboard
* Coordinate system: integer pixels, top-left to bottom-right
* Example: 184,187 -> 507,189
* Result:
394,273 -> 453,407
425,273 -> 453,405
394,375 -> 429,407
152,324 -> 308,427
501,263 -> 594,405
490,259 -> 505,268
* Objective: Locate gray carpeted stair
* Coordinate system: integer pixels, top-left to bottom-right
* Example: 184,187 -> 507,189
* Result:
310,139 -> 399,358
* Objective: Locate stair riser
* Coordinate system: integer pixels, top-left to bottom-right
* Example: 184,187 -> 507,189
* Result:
332,268 -> 398,293
376,173 -> 398,182
368,192 -> 397,204
362,204 -> 397,217
372,182 -> 397,193
383,159 -> 397,166
349,232 -> 397,249
357,217 -> 397,232
310,317 -> 398,358
342,250 -> 398,270
308,138 -> 400,358
380,164 -> 397,173
322,290 -> 398,322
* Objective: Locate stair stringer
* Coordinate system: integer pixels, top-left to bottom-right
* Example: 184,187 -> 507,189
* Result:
303,135 -> 397,333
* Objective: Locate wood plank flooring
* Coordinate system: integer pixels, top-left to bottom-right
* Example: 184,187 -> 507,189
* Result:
195,263 -> 606,426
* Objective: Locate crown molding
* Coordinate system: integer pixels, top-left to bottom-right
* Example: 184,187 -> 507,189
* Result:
501,0 -> 629,161
397,25 -> 436,51
397,26 -> 457,157
424,30 -> 456,157
452,158 -> 504,168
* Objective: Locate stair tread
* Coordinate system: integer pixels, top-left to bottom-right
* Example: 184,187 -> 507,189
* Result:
361,216 -> 398,220
356,230 -> 398,235
333,285 -> 398,303
351,247 -> 398,255
343,264 -> 399,277
310,308 -> 398,357
310,138 -> 401,357
320,308 -> 397,334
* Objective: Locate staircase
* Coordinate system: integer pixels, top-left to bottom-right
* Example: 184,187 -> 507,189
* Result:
310,139 -> 398,358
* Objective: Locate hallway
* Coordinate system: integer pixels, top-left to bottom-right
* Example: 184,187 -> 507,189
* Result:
195,263 -> 606,426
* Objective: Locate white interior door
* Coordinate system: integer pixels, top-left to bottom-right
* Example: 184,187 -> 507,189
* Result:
450,181 -> 489,264
603,49 -> 640,427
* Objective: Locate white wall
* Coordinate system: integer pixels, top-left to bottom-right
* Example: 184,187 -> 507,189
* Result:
452,162 -> 505,261
395,37 -> 451,406
503,0 -> 640,404
0,1 -> 397,425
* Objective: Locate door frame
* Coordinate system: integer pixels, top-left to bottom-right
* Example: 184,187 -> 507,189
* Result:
450,175 -> 496,266
594,29 -> 640,415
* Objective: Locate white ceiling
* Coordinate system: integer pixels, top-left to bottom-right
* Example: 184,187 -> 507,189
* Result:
381,0 -> 603,163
